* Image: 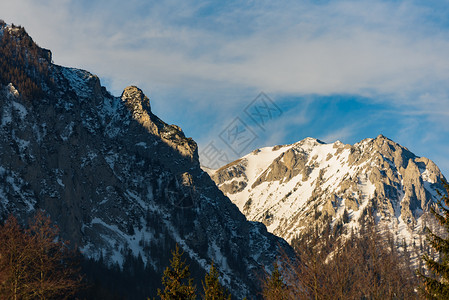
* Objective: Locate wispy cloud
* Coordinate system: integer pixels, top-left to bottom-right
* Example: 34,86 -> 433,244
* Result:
4,1 -> 449,101
2,0 -> 449,174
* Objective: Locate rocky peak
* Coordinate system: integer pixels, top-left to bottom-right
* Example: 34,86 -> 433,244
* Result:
0,23 -> 52,63
369,135 -> 415,169
120,85 -> 198,163
295,137 -> 324,149
121,85 -> 157,134
0,23 -> 53,101
375,133 -> 388,140
121,85 -> 151,113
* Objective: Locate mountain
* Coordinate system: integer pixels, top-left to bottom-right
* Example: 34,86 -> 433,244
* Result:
0,23 -> 293,298
209,135 -> 446,261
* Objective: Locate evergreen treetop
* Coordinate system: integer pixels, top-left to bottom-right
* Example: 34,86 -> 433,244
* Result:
158,244 -> 196,300
418,179 -> 449,299
202,261 -> 231,300
262,263 -> 288,300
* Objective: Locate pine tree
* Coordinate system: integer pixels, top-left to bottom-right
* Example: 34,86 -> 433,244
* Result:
417,179 -> 449,299
262,263 -> 288,300
158,244 -> 196,299
202,261 -> 230,300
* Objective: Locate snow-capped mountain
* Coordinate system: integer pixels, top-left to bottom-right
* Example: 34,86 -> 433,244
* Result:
209,136 -> 446,253
0,23 -> 293,298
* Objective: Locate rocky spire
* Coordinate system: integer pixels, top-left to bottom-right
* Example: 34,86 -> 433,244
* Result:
121,85 -> 198,162
121,85 -> 158,134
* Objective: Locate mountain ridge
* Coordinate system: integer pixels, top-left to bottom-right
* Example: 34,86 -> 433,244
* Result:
209,134 -> 445,263
0,22 -> 293,298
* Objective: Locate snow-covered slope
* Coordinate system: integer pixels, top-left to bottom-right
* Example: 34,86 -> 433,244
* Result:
209,136 -> 446,253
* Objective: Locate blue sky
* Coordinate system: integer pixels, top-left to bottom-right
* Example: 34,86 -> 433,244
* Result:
1,0 -> 449,175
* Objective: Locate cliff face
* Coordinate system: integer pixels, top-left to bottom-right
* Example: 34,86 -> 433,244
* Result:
210,135 -> 446,263
0,24 -> 292,298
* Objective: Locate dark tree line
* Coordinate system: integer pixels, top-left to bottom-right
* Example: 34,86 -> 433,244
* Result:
158,244 -> 231,300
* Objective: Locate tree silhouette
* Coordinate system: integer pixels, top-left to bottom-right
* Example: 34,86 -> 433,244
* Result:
0,211 -> 83,299
262,263 -> 288,300
287,210 -> 418,299
202,261 -> 230,300
0,214 -> 33,299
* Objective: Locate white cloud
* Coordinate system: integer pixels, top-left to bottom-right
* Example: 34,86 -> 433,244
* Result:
2,0 -> 449,174
3,1 -> 449,103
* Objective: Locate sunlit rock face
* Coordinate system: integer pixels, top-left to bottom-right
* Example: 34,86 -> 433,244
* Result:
210,135 -> 446,265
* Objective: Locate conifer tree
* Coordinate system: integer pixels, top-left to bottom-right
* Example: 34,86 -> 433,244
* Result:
202,261 -> 231,300
418,179 -> 449,299
262,263 -> 288,300
158,244 -> 196,299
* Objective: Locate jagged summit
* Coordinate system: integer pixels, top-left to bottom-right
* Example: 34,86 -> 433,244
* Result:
0,21 -> 52,63
0,21 -> 53,101
209,135 -> 445,265
121,85 -> 151,112
119,85 -> 198,161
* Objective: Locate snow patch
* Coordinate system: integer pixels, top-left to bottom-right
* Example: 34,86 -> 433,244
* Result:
61,67 -> 96,99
